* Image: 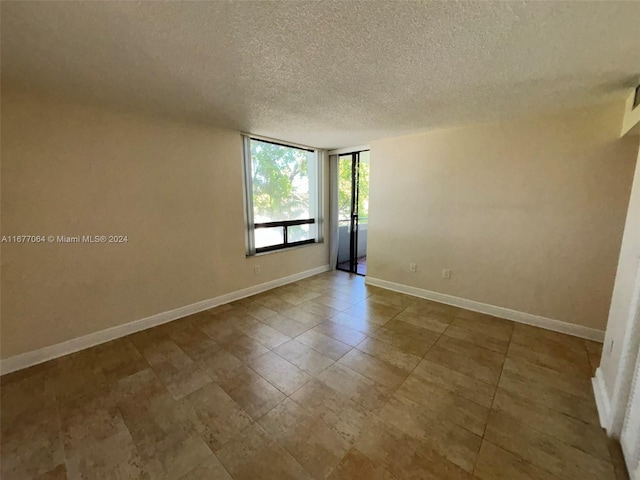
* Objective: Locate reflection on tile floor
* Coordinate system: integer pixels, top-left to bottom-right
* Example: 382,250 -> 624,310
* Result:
337,256 -> 366,276
0,271 -> 628,480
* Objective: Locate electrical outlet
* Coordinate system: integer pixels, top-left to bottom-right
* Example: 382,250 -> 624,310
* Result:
254,265 -> 261,275
409,263 -> 417,272
442,269 -> 451,279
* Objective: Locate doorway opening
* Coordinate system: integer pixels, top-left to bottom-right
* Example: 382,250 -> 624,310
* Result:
336,150 -> 369,275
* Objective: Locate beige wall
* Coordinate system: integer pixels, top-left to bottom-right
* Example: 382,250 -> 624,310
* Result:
600,139 -> 640,395
367,103 -> 638,331
0,90 -> 329,359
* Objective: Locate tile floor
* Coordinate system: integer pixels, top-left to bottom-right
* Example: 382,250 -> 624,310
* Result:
0,271 -> 629,480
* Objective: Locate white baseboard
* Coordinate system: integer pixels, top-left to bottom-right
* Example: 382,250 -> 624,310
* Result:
365,277 -> 605,342
592,367 -> 612,431
0,264 -> 330,376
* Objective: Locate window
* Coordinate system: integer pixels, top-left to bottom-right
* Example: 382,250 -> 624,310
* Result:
243,135 -> 322,254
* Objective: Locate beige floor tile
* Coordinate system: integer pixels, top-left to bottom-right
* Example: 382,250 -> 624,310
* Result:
63,375 -> 158,480
205,304 -> 235,316
178,455 -> 232,480
142,434 -> 213,480
281,300 -> 338,325
328,312 -> 380,334
120,389 -> 211,480
474,440 -> 562,480
300,300 -> 341,320
199,316 -> 250,348
394,309 -> 454,334
59,390 -> 126,454
95,339 -> 150,382
151,359 -> 212,400
411,358 -> 496,408
327,448 -> 398,480
182,382 -> 253,451
1,364 -> 57,427
290,379 -> 372,444
370,321 -> 440,357
312,320 -> 369,346
195,349 -> 244,382
509,324 -> 591,375
259,313 -> 311,337
256,296 -> 298,314
116,368 -> 171,413
1,403 -> 65,480
428,301 -> 461,317
498,367 -> 600,425
258,398 -> 350,479
313,294 -> 357,311
504,357 -> 593,399
295,330 -> 352,360
355,416 -> 474,480
378,394 -> 482,472
65,426 -> 149,480
485,410 -> 616,480
224,335 -> 271,362
343,301 -> 403,326
328,283 -> 375,303
217,366 -> 286,420
507,342 -> 591,377
444,322 -> 510,354
338,349 -> 408,389
425,342 -> 504,386
273,339 -> 335,376
367,292 -> 415,309
396,374 -> 490,436
318,363 -> 392,412
169,325 -> 221,362
453,312 -> 514,341
512,323 -> 587,351
50,349 -> 107,399
0,271 -> 615,480
492,389 -> 610,461
234,315 -> 292,349
248,351 -> 312,395
215,423 -> 313,480
281,291 -> 324,306
34,464 -> 68,480
243,303 -> 279,321
355,337 -> 422,372
132,334 -> 194,370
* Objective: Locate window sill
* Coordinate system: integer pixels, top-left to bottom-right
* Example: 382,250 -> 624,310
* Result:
247,240 -> 324,257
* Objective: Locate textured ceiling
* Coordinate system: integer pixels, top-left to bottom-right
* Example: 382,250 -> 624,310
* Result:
2,1 -> 639,148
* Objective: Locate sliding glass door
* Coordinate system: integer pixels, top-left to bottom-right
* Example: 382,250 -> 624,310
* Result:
336,150 -> 369,275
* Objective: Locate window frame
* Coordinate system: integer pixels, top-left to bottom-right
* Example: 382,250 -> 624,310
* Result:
242,134 -> 323,256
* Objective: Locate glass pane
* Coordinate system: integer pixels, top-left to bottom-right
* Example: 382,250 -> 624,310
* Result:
338,154 -> 353,222
255,227 -> 284,249
288,224 -> 316,243
250,139 -> 314,223
358,151 -> 370,225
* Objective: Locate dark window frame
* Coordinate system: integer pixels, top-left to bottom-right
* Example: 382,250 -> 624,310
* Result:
254,218 -> 316,253
242,134 -> 322,256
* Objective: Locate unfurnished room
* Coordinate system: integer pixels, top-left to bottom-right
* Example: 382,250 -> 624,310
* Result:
1,1 -> 640,479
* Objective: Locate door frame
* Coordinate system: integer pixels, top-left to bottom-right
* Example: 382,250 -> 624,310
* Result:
329,145 -> 370,276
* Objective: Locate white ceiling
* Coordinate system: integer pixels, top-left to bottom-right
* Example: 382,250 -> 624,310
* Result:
2,1 -> 639,148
